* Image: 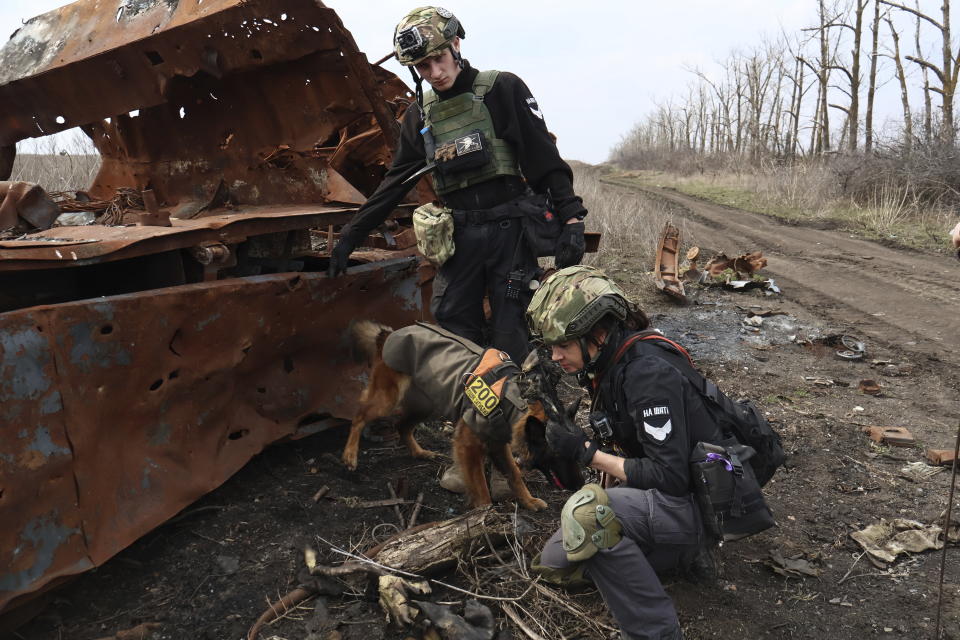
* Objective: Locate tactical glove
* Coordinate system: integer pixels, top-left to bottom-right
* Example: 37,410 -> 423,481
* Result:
327,237 -> 354,277
554,221 -> 585,269
547,420 -> 598,466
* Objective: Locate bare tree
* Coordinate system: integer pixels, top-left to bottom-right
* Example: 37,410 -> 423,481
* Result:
865,0 -> 882,152
880,0 -> 958,144
883,14 -> 914,151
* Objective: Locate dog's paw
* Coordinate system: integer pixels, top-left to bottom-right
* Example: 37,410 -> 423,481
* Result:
414,449 -> 440,460
522,497 -> 548,512
341,452 -> 359,471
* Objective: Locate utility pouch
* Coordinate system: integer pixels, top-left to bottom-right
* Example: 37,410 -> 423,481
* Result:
434,129 -> 491,176
690,438 -> 774,542
515,193 -> 562,257
412,203 -> 455,267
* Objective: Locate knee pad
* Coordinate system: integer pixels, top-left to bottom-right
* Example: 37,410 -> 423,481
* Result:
561,483 -> 623,563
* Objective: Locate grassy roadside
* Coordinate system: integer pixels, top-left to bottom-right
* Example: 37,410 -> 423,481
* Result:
604,168 -> 954,254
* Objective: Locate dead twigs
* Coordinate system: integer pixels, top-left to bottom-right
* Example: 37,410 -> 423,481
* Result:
387,482 -> 407,529
246,587 -> 314,640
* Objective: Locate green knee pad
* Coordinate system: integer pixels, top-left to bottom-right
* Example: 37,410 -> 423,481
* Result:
530,552 -> 591,588
560,483 -> 623,563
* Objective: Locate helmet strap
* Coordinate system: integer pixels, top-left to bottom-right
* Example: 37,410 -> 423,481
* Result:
408,66 -> 425,107
575,324 -> 622,386
451,45 -> 464,69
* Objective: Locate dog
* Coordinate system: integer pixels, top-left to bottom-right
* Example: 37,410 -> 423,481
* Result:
341,320 -> 583,511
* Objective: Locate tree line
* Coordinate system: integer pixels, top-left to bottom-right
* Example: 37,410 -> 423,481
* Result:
613,0 -> 958,163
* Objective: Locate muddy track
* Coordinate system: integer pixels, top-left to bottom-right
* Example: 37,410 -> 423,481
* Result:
623,184 -> 960,373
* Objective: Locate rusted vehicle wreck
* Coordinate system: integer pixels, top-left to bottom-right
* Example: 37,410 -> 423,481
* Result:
0,0 -> 434,624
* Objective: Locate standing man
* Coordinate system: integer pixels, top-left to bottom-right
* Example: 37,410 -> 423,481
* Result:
328,6 -> 586,362
525,266 -> 722,640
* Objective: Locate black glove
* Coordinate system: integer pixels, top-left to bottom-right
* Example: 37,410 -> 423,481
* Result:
327,238 -> 354,277
554,221 -> 585,269
546,420 -> 598,466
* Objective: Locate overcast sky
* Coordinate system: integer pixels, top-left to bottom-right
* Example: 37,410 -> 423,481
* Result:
0,0 -> 940,163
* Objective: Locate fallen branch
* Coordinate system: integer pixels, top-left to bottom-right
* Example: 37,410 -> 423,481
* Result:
408,491 -> 425,528
246,587 -> 314,640
501,603 -> 547,640
387,482 -> 407,529
311,485 -> 330,503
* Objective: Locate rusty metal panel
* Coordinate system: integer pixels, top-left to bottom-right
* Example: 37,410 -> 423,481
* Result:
0,0 -> 415,204
0,257 -> 428,614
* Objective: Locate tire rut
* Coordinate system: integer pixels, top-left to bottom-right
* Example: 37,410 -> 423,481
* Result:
621,185 -> 959,369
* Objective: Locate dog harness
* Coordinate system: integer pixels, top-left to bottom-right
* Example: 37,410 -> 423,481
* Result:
381,323 -> 527,445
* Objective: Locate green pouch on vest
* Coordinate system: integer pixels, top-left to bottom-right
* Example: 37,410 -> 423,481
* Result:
412,203 -> 455,267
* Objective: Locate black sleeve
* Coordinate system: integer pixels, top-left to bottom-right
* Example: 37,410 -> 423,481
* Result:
486,72 -> 587,221
617,356 -> 694,497
340,105 -> 427,246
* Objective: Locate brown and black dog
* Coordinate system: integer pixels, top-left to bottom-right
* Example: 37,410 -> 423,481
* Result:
341,321 -> 582,511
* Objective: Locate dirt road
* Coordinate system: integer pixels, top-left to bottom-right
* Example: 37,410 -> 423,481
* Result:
638,184 -> 959,368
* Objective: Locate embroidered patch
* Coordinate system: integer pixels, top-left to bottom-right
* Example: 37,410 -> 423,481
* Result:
639,406 -> 672,444
436,6 -> 453,18
526,96 -> 543,119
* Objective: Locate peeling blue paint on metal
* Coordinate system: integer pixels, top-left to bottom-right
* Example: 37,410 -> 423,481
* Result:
195,312 -> 221,331
147,422 -> 172,447
40,391 -> 62,415
392,276 -> 422,312
0,512 -> 79,592
0,327 -> 51,402
66,322 -> 132,374
141,458 -> 161,490
28,426 -> 70,458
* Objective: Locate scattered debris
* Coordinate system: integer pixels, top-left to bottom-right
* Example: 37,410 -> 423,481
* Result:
862,426 -> 915,447
858,379 -> 882,396
804,376 -> 836,387
899,461 -> 944,483
743,315 -> 765,328
767,550 -> 822,578
683,246 -> 702,281
311,485 -> 331,503
851,518 -> 960,567
379,575 -> 431,627
925,449 -> 958,466
653,222 -> 686,302
0,181 -> 59,233
415,599 -> 496,640
697,251 -> 780,294
93,622 -> 162,640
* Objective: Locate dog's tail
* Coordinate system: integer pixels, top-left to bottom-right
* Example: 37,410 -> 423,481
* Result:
348,320 -> 393,365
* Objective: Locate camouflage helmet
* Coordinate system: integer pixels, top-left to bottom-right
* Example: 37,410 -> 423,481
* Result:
394,6 -> 465,66
526,266 -> 633,345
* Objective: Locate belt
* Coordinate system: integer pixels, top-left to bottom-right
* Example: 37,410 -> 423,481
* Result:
451,193 -> 544,226
451,209 -> 518,225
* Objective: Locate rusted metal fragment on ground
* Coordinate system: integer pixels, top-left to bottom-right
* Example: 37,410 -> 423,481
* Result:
653,222 -> 686,302
0,258 -> 427,615
0,0 -> 414,205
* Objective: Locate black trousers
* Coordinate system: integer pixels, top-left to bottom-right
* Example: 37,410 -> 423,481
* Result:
430,216 -> 537,363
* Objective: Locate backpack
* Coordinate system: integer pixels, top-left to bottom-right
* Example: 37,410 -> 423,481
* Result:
607,331 -> 785,487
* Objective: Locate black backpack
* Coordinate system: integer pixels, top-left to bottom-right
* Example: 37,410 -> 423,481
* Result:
609,331 -> 786,487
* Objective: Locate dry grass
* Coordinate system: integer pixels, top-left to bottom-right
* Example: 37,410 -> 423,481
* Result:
10,130 -> 101,192
612,164 -> 955,253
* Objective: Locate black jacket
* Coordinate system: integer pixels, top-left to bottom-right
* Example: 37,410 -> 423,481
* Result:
593,337 -> 724,497
341,63 -> 585,246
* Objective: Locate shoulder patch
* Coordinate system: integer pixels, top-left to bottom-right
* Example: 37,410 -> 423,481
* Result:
525,96 -> 543,120
637,405 -> 672,444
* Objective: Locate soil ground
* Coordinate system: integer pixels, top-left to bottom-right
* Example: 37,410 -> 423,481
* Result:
12,182 -> 960,640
